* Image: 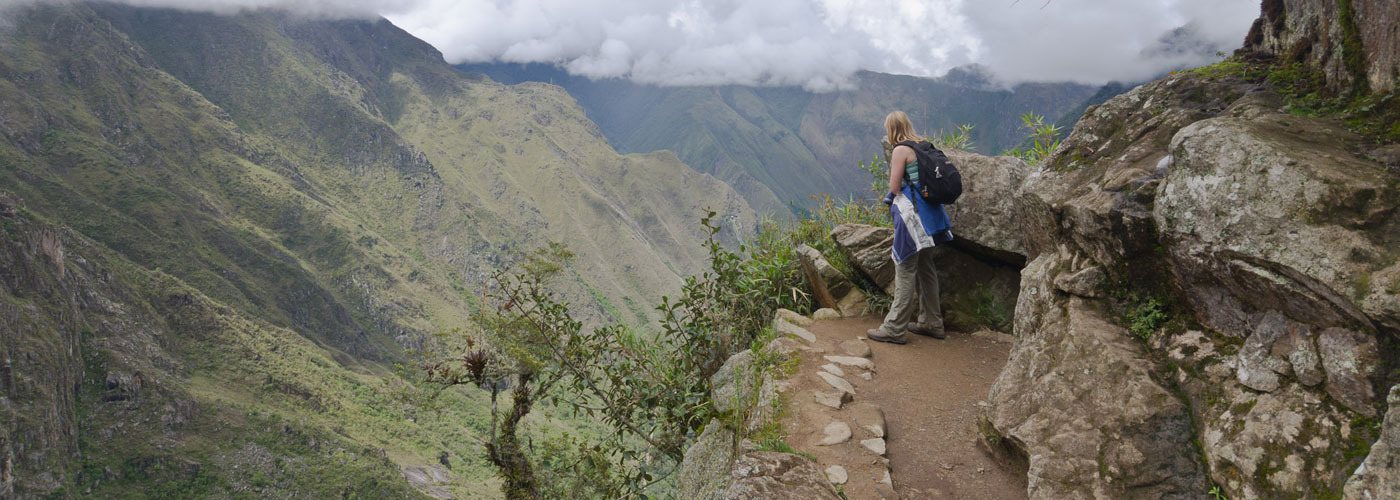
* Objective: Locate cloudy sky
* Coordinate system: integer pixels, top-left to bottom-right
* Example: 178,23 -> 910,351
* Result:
3,0 -> 1262,89
389,0 -> 1260,89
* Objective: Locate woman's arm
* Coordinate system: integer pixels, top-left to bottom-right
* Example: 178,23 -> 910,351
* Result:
887,145 -> 912,197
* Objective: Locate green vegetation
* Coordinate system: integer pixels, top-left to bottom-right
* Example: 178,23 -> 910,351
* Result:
1190,55 -> 1400,144
0,3 -> 760,498
1125,294 -> 1171,340
1003,112 -> 1064,165
418,180 -> 896,497
421,213 -> 806,498
1209,484 -> 1230,500
933,124 -> 978,151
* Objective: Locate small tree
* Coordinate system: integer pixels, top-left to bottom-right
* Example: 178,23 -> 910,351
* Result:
421,213 -> 786,499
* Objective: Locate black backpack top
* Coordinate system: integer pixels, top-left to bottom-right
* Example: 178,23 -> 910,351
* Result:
898,140 -> 962,205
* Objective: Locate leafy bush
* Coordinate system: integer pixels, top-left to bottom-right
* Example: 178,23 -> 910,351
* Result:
1126,295 -> 1169,340
1002,112 -> 1063,165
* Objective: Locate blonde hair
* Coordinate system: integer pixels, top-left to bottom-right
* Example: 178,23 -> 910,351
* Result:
884,111 -> 918,146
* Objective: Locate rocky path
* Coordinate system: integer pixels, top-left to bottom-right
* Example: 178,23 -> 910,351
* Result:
777,311 -> 1026,499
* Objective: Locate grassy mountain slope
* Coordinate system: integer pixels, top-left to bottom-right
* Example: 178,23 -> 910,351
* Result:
462,63 -> 1102,209
0,3 -> 751,497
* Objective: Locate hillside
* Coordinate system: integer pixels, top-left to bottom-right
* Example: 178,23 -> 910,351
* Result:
0,3 -> 752,498
461,63 -> 1106,212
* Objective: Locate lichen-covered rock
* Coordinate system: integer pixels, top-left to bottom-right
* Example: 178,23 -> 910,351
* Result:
987,256 -> 1208,499
1165,328 -> 1368,499
774,309 -> 814,328
1156,111 -> 1399,338
834,288 -> 868,317
1345,385 -> 1400,499
774,319 -> 816,343
711,350 -> 755,415
722,451 -> 842,500
830,224 -> 894,292
676,423 -> 739,500
1052,265 -> 1105,298
1318,327 -> 1381,417
1361,261 -> 1400,335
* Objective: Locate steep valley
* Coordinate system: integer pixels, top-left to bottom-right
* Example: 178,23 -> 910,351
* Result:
0,3 -> 751,498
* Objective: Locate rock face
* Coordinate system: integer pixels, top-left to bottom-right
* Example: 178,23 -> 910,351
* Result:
1243,0 -> 1400,93
677,336 -> 840,500
1346,385 -> 1400,499
1156,110 -> 1398,341
942,150 -> 1032,266
830,225 -> 895,291
723,452 -> 842,499
0,200 -> 84,497
968,24 -> 1400,498
988,288 -> 1208,498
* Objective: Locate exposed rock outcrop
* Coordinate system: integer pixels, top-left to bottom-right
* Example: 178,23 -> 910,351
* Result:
676,330 -> 840,500
960,18 -> 1400,497
988,266 -> 1208,498
942,150 -> 1032,266
1243,0 -> 1400,93
1345,385 -> 1400,498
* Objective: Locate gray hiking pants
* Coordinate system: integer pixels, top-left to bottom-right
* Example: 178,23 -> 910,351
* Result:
877,247 -> 943,336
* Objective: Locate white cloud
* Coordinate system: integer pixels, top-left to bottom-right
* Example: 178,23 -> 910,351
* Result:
391,0 -> 1258,88
1,0 -> 1262,87
961,0 -> 1260,83
0,0 -> 419,18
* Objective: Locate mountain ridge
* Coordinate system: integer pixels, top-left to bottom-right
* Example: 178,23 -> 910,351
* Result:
459,62 -> 1112,211
0,3 -> 752,497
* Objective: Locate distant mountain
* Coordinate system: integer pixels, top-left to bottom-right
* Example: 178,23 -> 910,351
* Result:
1052,80 -> 1144,133
0,3 -> 751,498
460,63 -> 1111,212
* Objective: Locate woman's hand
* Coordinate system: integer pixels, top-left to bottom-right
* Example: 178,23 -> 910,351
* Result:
882,191 -> 895,205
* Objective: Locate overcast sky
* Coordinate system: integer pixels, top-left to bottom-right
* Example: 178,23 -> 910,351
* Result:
3,0 -> 1262,90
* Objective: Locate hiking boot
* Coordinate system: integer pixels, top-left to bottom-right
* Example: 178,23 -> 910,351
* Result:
866,328 -> 907,345
908,322 -> 946,339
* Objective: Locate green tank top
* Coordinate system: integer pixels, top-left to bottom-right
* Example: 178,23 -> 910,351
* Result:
903,160 -> 919,186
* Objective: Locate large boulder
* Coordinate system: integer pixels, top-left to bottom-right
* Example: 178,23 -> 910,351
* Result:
985,65 -> 1399,499
1156,110 -> 1399,340
987,253 -> 1208,499
942,150 -> 1031,265
830,224 -> 894,292
722,452 -> 842,500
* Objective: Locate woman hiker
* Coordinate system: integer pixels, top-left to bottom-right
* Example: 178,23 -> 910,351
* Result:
866,111 -> 953,345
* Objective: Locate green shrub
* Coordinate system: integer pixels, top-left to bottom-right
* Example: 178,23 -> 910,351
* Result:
1126,295 -> 1170,340
1002,112 -> 1063,165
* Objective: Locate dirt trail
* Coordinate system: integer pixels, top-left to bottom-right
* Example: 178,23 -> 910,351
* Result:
781,315 -> 1027,499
